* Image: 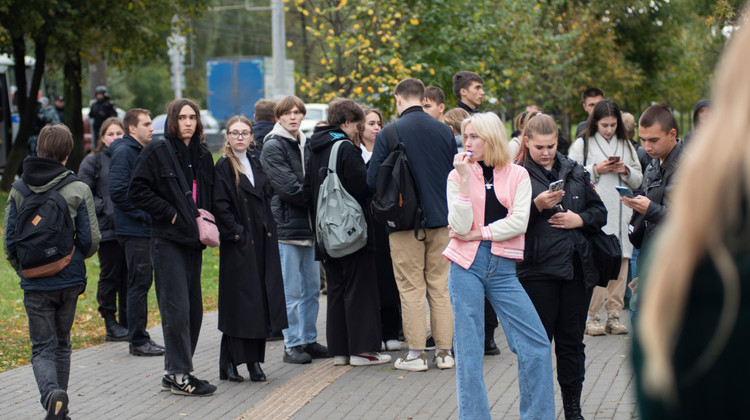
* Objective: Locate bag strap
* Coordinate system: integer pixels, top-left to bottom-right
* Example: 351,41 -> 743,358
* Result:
583,136 -> 589,167
383,123 -> 399,152
162,139 -> 200,216
12,172 -> 77,198
327,139 -> 350,175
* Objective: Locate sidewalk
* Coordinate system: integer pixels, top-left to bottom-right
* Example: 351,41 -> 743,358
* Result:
0,298 -> 637,419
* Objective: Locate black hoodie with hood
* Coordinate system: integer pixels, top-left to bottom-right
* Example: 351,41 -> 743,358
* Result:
128,114 -> 214,249
303,125 -> 374,260
684,99 -> 710,143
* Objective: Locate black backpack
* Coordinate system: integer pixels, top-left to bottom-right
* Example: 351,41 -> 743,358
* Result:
371,124 -> 426,240
12,173 -> 77,279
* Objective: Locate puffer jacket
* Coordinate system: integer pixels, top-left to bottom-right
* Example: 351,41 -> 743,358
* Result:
4,157 -> 101,291
516,153 -> 607,289
259,123 -> 313,241
79,144 -> 116,242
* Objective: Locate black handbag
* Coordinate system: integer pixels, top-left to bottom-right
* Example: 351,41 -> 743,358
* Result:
590,230 -> 622,287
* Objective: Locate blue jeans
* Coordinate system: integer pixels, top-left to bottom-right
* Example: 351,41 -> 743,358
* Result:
279,243 -> 320,347
24,284 -> 84,408
449,242 -> 554,420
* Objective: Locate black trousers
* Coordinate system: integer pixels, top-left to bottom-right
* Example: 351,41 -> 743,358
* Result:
119,236 -> 153,346
323,250 -> 382,356
97,240 -> 128,325
152,237 -> 203,375
372,219 -> 402,341
521,277 -> 592,388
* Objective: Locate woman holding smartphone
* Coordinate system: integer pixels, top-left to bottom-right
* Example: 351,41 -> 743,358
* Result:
569,99 -> 642,337
444,112 -> 554,420
515,114 -> 607,419
213,116 -> 288,382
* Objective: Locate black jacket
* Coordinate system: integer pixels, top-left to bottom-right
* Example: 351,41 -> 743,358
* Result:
456,101 -> 477,114
640,140 -> 684,245
259,130 -> 313,241
252,120 -> 275,157
304,126 -> 374,260
516,153 -> 607,288
79,145 -> 117,242
213,154 -> 288,337
366,106 -> 457,228
109,135 -> 151,238
88,98 -> 117,137
129,133 -> 214,249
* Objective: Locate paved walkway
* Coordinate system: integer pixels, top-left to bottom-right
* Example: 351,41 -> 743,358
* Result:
0,299 -> 637,419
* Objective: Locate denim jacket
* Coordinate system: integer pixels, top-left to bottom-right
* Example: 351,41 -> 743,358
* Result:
443,162 -> 531,269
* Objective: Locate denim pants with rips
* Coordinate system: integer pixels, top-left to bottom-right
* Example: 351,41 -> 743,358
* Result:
24,284 -> 84,408
449,242 -> 555,420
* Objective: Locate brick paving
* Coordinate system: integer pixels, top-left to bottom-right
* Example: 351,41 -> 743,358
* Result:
0,299 -> 637,419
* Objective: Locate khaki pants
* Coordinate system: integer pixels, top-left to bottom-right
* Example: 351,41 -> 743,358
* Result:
389,227 -> 454,350
588,258 -> 629,317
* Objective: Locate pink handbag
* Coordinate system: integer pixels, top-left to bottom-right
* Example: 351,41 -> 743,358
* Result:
196,208 -> 220,248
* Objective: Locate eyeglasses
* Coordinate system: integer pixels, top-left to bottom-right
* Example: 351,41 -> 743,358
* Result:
228,131 -> 252,139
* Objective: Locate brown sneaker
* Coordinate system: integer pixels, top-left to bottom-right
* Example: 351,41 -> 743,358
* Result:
605,313 -> 629,335
585,315 -> 606,336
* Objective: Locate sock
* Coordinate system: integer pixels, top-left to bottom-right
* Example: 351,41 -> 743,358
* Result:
408,350 -> 424,359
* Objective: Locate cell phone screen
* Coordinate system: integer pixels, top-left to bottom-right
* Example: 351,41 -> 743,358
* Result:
615,186 -> 633,198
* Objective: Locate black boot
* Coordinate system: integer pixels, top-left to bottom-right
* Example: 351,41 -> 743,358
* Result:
248,362 -> 266,382
484,336 -> 501,356
219,363 -> 244,382
561,385 -> 584,420
104,313 -> 128,342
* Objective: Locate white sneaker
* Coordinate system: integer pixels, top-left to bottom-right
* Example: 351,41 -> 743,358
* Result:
381,341 -> 386,351
385,339 -> 401,351
333,355 -> 350,366
433,350 -> 455,369
394,352 -> 428,372
350,352 -> 392,366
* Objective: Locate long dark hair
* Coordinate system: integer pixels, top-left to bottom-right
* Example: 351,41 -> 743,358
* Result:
583,98 -> 626,140
166,98 -> 204,142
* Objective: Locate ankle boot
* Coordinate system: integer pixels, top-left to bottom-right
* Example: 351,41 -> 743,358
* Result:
561,385 -> 584,420
248,362 -> 266,382
219,363 -> 244,382
104,313 -> 128,342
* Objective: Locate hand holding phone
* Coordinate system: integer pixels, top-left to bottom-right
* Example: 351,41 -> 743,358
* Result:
615,185 -> 634,198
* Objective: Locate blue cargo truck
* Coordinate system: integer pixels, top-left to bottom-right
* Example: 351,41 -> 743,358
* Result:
206,56 -> 295,124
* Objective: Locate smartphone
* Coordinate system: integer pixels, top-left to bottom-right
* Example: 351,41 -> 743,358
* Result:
548,180 -> 564,192
615,185 -> 634,198
608,156 -> 621,162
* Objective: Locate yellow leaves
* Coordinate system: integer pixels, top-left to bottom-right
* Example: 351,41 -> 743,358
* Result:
353,23 -> 360,30
286,41 -> 294,47
355,86 -> 363,93
327,75 -> 337,83
388,57 -> 399,66
367,9 -> 374,15
393,42 -> 400,48
394,12 -> 402,19
339,77 -> 346,84
410,18 -> 419,26
320,58 -> 327,65
301,8 -> 310,16
315,7 -> 321,13
336,0 -> 348,9
502,68 -> 513,76
429,68 -> 435,75
367,86 -> 374,92
411,64 -> 423,72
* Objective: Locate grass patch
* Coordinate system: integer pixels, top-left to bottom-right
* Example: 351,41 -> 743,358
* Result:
0,190 -> 220,372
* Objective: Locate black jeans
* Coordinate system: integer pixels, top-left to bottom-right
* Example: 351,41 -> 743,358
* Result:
97,240 -> 128,325
23,284 -> 84,408
323,250 -> 382,356
521,278 -> 593,388
152,237 -> 203,375
119,236 -> 153,346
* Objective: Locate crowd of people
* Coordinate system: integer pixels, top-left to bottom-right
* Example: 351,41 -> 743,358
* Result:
7,15 -> 750,419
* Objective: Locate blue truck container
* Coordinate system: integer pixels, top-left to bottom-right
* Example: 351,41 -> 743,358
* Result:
206,56 -> 265,124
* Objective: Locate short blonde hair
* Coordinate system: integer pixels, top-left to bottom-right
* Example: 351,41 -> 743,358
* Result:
461,112 -> 510,168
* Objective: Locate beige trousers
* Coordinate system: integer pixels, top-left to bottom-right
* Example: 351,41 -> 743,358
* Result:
588,258 -> 629,317
389,227 -> 454,350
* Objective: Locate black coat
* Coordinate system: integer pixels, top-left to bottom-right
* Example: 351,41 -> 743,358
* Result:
129,135 -> 214,249
213,155 -> 288,338
516,153 -> 608,288
304,126 -> 374,260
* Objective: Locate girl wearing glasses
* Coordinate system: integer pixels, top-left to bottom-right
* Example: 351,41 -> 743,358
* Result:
213,116 -> 288,383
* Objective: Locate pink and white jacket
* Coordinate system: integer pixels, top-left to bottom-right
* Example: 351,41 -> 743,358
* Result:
442,162 -> 531,269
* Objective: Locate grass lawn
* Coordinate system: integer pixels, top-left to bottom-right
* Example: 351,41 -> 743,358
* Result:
0,190 -> 220,373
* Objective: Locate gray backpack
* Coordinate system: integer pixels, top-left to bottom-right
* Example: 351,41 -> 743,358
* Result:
315,140 -> 368,258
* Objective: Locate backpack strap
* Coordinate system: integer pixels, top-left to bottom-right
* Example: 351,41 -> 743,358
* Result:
12,172 -> 77,199
383,123 -> 399,152
583,136 -> 589,167
327,139 -> 351,174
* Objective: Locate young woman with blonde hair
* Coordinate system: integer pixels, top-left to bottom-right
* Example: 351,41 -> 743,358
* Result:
444,112 -> 554,419
635,9 -> 750,419
213,115 -> 288,382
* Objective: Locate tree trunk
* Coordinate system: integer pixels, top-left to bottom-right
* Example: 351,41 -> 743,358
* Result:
64,53 -> 85,172
88,53 -> 107,103
0,36 -> 47,191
